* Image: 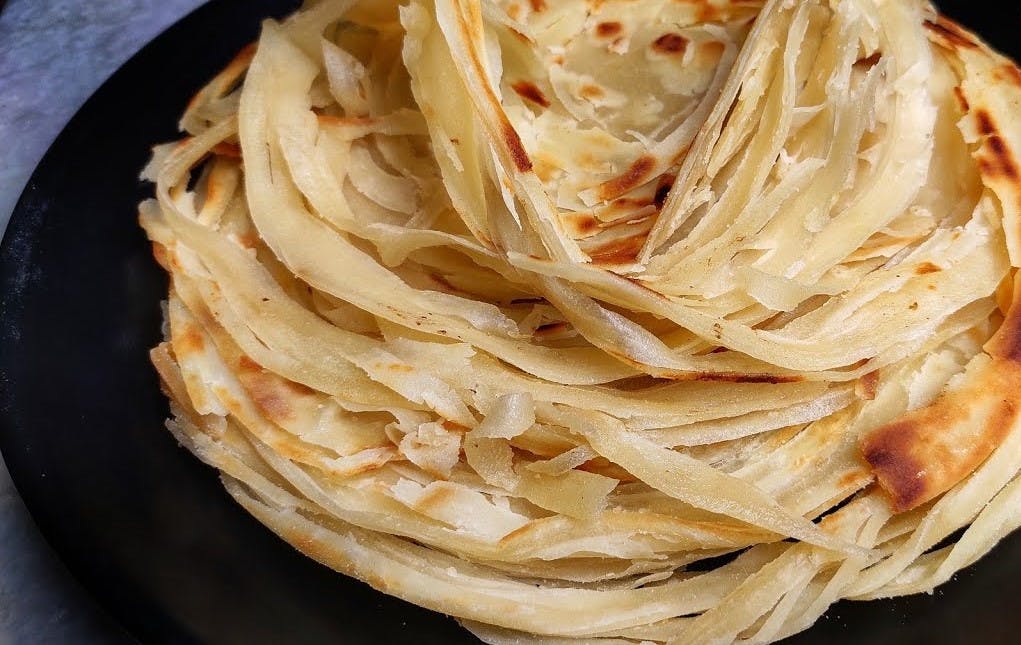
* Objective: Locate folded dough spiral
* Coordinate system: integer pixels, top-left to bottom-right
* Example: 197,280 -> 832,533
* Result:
140,0 -> 1021,642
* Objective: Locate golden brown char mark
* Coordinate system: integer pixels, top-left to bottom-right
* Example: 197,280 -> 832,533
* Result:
597,155 -> 657,201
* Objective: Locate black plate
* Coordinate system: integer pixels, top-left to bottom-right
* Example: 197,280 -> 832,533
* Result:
1,1 -> 1019,643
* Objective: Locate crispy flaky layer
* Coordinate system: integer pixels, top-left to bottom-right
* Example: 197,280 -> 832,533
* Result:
139,0 -> 1021,642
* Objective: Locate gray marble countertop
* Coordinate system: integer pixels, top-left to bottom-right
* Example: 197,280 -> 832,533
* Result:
0,1 -> 206,642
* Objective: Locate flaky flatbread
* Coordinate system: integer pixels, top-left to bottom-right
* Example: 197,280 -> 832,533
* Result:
139,1 -> 1021,642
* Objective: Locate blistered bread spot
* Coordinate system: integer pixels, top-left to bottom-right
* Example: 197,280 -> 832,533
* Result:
654,174 -> 675,210
237,355 -> 262,373
974,110 -> 1020,181
923,17 -> 979,50
856,370 -> 880,400
531,153 -> 561,183
175,324 -> 206,356
863,361 -> 1021,512
237,359 -> 318,424
652,33 -> 689,56
511,80 -> 550,108
976,110 -> 996,136
562,212 -> 601,237
854,52 -> 882,70
502,120 -> 533,172
588,233 -> 646,266
246,379 -> 294,422
985,136 -> 1020,180
595,21 -> 622,39
993,62 -> 1021,88
953,85 -> 970,112
235,231 -> 260,250
914,261 -> 942,275
596,155 -> 656,201
862,418 -> 934,512
579,84 -> 605,100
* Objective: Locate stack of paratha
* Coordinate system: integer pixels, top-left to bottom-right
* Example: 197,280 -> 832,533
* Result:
140,0 -> 1021,641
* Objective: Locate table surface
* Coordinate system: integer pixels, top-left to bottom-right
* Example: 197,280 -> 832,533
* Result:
0,2 -> 205,642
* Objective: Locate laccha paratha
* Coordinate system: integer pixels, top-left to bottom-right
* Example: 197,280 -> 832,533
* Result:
139,0 -> 1021,641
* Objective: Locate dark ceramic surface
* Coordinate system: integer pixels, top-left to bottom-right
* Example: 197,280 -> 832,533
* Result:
0,0 -> 1018,642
